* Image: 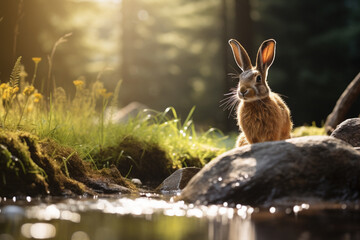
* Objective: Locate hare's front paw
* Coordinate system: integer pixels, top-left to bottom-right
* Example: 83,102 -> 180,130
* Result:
236,133 -> 248,147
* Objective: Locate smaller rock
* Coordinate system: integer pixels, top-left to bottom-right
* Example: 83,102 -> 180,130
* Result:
331,118 -> 360,147
156,167 -> 200,193
131,178 -> 142,185
87,181 -> 132,194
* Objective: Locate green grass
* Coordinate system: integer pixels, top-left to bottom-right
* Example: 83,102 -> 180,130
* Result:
0,56 -> 227,186
292,122 -> 326,137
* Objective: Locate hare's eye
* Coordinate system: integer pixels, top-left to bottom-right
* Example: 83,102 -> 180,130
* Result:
256,75 -> 262,83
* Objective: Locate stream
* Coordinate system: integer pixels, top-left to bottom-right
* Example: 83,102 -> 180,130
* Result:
1,194 -> 360,240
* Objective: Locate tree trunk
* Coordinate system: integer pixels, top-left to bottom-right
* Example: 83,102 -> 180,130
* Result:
235,0 -> 253,55
0,0 -> 19,80
120,0 -> 140,106
325,72 -> 360,134
220,0 -> 235,131
222,0 -> 254,132
121,0 -> 133,86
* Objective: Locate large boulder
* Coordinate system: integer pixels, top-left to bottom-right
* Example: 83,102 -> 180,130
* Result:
331,118 -> 360,147
178,136 -> 360,206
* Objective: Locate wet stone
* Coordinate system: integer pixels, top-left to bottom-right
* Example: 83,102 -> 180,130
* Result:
179,136 -> 360,206
331,118 -> 360,147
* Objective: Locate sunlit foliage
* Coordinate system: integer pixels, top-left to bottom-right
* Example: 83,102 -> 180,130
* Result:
0,55 -> 226,179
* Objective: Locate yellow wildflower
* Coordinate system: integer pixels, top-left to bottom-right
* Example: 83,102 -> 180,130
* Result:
32,57 -> 42,64
103,92 -> 113,99
96,88 -> 113,99
34,93 -> 43,103
23,86 -> 35,96
34,93 -> 42,98
2,88 -> 11,100
97,88 -> 107,96
1,86 -> 18,101
12,86 -> 19,94
97,88 -> 106,95
0,83 -> 9,89
73,80 -> 85,88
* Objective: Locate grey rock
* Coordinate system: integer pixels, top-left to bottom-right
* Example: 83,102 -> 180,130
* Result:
331,118 -> 360,147
156,167 -> 201,193
178,136 -> 360,206
131,178 -> 142,185
86,180 -> 132,194
106,102 -> 148,124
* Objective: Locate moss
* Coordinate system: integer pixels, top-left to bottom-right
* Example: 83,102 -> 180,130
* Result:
95,137 -> 173,186
36,137 -> 93,195
38,138 -> 136,194
0,130 -> 49,196
92,134 -> 224,187
0,130 -> 134,197
98,165 -> 136,190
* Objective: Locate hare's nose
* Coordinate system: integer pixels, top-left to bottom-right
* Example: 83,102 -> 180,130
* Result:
238,87 -> 248,97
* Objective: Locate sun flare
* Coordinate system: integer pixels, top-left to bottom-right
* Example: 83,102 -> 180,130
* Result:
72,0 -> 121,3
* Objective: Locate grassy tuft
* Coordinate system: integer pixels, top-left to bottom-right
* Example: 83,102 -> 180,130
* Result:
292,122 -> 326,137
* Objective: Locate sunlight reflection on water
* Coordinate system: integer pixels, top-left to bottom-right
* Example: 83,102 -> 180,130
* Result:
1,196 -> 360,240
0,196 -> 255,240
21,223 -> 56,239
20,197 -> 254,221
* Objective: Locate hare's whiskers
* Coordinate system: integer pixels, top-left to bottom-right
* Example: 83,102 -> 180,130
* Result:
220,89 -> 239,118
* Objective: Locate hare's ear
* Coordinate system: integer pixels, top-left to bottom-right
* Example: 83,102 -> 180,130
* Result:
228,39 -> 252,72
256,39 -> 276,73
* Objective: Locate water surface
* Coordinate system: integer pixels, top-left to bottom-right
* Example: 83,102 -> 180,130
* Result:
1,194 -> 360,240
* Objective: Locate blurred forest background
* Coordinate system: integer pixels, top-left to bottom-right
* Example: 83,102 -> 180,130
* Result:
0,0 -> 360,132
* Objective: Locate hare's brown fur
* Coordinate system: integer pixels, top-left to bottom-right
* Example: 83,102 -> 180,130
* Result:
236,92 -> 292,146
228,38 -> 292,147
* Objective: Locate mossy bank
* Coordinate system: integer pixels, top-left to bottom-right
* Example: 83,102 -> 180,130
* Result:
0,128 -> 223,197
0,130 -> 136,197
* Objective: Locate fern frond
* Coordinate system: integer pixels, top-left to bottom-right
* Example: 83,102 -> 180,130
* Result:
10,56 -> 22,88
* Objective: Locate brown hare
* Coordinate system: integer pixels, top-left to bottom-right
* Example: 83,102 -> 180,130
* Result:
227,38 -> 293,147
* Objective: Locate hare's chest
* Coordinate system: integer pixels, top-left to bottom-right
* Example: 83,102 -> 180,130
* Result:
237,101 -> 279,129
